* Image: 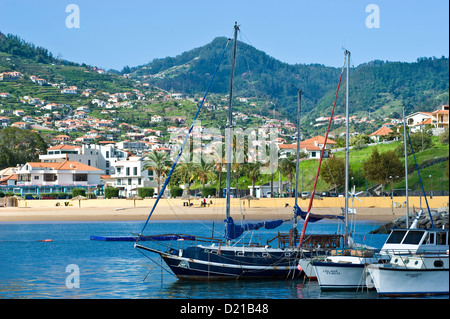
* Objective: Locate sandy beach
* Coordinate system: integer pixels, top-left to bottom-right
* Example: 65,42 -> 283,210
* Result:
0,205 -> 412,223
1,196 -> 447,223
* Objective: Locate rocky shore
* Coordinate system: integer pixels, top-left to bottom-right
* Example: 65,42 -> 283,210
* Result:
370,207 -> 449,234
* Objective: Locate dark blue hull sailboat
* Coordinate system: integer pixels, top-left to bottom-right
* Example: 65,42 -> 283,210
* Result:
135,23 -> 344,281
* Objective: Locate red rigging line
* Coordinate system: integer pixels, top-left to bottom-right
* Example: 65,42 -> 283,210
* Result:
297,60 -> 346,248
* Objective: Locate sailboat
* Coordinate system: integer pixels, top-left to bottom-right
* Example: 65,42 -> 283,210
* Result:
134,23 -> 307,280
309,50 -> 384,290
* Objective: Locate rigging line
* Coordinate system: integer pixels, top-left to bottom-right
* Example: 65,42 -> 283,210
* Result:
137,38 -> 231,237
406,128 -> 434,228
297,58 -> 346,249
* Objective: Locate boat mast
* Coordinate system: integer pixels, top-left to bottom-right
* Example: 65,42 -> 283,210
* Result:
225,22 -> 239,236
344,49 -> 350,246
402,104 -> 409,228
293,89 -> 302,228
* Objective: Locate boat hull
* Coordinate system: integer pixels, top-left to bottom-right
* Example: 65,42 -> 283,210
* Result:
136,243 -> 302,281
298,258 -> 317,280
367,259 -> 449,296
312,256 -> 379,290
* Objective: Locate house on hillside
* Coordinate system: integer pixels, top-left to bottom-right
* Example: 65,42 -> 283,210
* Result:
405,105 -> 449,134
369,126 -> 394,142
278,135 -> 336,159
431,105 -> 449,132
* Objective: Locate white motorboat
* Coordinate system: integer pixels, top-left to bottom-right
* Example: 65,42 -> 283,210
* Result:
367,227 -> 449,296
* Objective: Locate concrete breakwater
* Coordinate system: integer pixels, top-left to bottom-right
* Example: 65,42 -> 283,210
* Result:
370,207 -> 449,234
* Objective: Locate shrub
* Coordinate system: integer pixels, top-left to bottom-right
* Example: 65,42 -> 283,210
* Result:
138,187 -> 154,198
72,188 -> 86,197
105,187 -> 119,199
170,186 -> 183,197
201,186 -> 216,197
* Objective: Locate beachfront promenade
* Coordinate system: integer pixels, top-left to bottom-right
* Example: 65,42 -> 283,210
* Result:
7,195 -> 449,210
0,196 -> 448,223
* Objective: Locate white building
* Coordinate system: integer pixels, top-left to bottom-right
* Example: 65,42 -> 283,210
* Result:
39,144 -> 128,176
111,156 -> 154,197
16,161 -> 103,187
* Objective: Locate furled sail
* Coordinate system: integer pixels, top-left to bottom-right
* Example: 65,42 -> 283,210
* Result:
294,204 -> 344,223
224,217 -> 284,240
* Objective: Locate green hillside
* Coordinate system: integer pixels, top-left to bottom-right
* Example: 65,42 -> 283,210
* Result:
129,37 -> 449,121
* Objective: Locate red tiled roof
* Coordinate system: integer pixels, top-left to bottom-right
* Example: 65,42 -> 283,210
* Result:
369,126 -> 393,136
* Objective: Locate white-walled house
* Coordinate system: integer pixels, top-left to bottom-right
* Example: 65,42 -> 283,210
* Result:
16,161 -> 103,188
111,156 -> 154,197
39,144 -> 128,176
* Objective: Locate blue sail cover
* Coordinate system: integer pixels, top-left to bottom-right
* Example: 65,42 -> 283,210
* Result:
224,217 -> 284,240
293,204 -> 344,222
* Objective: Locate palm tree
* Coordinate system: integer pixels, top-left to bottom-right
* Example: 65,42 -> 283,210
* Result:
143,151 -> 171,194
174,154 -> 197,205
212,143 -> 225,198
279,155 -> 296,197
245,162 -> 262,197
195,154 -> 215,189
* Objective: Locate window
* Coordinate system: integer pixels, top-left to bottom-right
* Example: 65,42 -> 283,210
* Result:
128,178 -> 131,185
133,167 -> 137,175
386,230 -> 408,244
403,230 -> 425,245
138,178 -> 141,185
311,151 -> 316,157
34,176 -> 39,180
44,174 -> 57,181
88,160 -> 91,166
126,167 -> 130,175
73,174 -> 88,182
106,151 -> 110,158
437,232 -> 447,245
106,161 -> 110,168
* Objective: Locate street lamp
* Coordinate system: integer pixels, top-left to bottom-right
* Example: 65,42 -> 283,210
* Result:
429,174 -> 433,199
389,176 -> 393,199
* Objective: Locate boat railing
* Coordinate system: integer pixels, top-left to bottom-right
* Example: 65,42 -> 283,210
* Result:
382,249 -> 450,256
385,250 -> 449,270
137,233 -> 223,252
268,231 -> 343,250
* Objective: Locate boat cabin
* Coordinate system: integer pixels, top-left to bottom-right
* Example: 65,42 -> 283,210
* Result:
381,228 -> 449,255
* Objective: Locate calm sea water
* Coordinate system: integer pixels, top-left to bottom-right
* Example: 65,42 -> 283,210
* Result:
0,219 -> 443,300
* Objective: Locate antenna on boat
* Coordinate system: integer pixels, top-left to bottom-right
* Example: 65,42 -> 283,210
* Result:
344,49 -> 350,247
293,89 -> 302,229
402,103 -> 409,228
225,22 -> 239,245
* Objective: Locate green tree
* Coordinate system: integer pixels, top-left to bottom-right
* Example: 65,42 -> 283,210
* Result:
320,157 -> 352,192
395,130 -> 434,157
279,155 -> 296,196
143,151 -> 171,194
174,155 -> 197,204
363,148 -> 404,187
245,162 -> 262,197
194,155 -> 215,188
0,127 -> 48,169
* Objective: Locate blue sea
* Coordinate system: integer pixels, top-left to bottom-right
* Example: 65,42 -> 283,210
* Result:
0,219 -> 445,301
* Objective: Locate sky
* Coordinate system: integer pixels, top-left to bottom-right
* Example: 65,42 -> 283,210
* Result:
0,0 -> 448,71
